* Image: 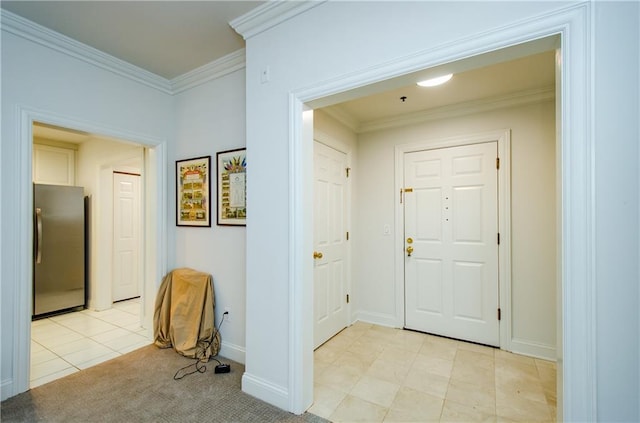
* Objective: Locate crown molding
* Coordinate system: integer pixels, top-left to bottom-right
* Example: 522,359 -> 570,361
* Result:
171,49 -> 246,94
230,0 -> 327,40
1,9 -> 172,94
320,105 -> 360,133
355,86 -> 555,134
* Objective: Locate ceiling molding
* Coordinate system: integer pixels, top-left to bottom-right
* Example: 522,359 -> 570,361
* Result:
171,49 -> 246,94
320,106 -> 360,133
230,0 -> 327,40
356,86 -> 556,134
1,9 -> 248,96
0,9 -> 172,94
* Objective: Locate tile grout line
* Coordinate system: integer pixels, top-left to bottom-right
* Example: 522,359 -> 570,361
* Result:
315,324 -> 557,422
30,299 -> 144,386
439,343 -> 459,422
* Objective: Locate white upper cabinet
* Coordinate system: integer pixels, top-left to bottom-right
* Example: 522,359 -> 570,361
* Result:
33,144 -> 76,186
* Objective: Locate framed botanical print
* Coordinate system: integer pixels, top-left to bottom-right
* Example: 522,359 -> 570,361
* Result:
217,148 -> 246,226
176,156 -> 211,227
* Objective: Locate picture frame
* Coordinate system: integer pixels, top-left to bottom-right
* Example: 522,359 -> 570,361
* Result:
216,148 -> 247,226
176,156 -> 211,227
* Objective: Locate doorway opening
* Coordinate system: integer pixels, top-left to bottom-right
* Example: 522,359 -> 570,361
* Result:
18,115 -> 166,392
298,32 -> 562,418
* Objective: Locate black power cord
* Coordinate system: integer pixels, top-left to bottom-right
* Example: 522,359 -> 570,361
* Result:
173,311 -> 229,380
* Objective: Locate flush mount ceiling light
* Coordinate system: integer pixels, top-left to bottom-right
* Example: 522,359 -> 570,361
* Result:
417,73 -> 453,87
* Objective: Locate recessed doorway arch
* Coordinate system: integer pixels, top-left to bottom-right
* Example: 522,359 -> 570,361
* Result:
288,6 -> 594,421
14,107 -> 168,394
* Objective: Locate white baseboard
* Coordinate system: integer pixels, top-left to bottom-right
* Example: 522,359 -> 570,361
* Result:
1,378 -> 14,401
219,340 -> 246,365
355,310 -> 401,328
242,372 -> 289,411
510,338 -> 556,361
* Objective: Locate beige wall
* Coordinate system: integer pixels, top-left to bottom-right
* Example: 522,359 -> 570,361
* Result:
77,138 -> 144,311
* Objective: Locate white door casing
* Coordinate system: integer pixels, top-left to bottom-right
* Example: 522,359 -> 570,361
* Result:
287,6 -> 595,418
112,172 -> 142,302
313,141 -> 349,348
404,141 -> 499,346
13,109 -> 167,400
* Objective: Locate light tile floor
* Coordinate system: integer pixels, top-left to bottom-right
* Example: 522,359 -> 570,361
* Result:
311,322 -> 557,422
30,298 -> 150,389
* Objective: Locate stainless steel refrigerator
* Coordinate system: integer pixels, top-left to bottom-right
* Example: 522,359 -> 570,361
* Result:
33,183 -> 86,317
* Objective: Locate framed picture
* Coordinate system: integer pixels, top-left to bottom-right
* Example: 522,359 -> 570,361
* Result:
176,156 -> 211,227
217,148 -> 246,226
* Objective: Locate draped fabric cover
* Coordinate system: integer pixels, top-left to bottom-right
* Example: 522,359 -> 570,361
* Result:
153,268 -> 220,360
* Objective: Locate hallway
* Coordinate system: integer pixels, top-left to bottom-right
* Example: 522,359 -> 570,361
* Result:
312,322 -> 556,422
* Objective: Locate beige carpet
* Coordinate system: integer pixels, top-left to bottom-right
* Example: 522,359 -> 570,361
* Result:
1,345 -> 327,423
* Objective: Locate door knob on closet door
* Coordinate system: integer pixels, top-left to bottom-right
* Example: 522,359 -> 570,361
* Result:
406,246 -> 414,257
313,251 -> 323,259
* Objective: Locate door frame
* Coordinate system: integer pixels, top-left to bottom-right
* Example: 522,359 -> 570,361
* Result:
289,4 -> 594,418
13,107 -> 167,395
313,130 -> 353,346
394,130 -> 511,350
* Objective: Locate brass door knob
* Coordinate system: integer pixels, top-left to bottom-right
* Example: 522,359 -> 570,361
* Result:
313,251 -> 323,259
406,246 -> 414,257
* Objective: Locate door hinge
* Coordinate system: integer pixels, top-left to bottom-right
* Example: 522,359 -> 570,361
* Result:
497,233 -> 500,245
346,167 -> 351,178
346,231 -> 349,241
496,157 -> 500,170
346,294 -> 350,304
498,308 -> 501,321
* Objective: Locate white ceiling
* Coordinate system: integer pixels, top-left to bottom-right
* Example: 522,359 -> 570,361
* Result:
1,0 -> 263,79
4,2 -> 556,140
326,50 -> 556,130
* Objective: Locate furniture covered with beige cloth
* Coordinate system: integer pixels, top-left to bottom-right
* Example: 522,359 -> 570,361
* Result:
153,268 -> 220,360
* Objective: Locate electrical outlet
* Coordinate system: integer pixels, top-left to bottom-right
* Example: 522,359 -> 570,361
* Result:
223,307 -> 231,322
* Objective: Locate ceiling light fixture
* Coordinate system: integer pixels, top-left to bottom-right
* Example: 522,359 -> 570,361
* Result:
417,73 -> 453,87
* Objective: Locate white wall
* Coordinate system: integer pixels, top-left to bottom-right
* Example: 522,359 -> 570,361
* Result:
172,69 -> 247,363
240,1 -> 639,420
1,29 -> 172,399
355,100 -> 556,358
1,14 -> 250,400
592,2 -> 640,419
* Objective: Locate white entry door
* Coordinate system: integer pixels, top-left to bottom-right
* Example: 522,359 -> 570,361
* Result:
113,172 -> 142,302
404,142 -> 499,346
314,141 -> 349,348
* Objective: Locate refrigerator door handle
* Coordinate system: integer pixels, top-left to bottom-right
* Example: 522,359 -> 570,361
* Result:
35,207 -> 42,264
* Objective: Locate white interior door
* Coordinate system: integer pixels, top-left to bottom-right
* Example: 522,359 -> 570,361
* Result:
404,142 -> 499,346
314,141 -> 349,348
113,172 -> 141,302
